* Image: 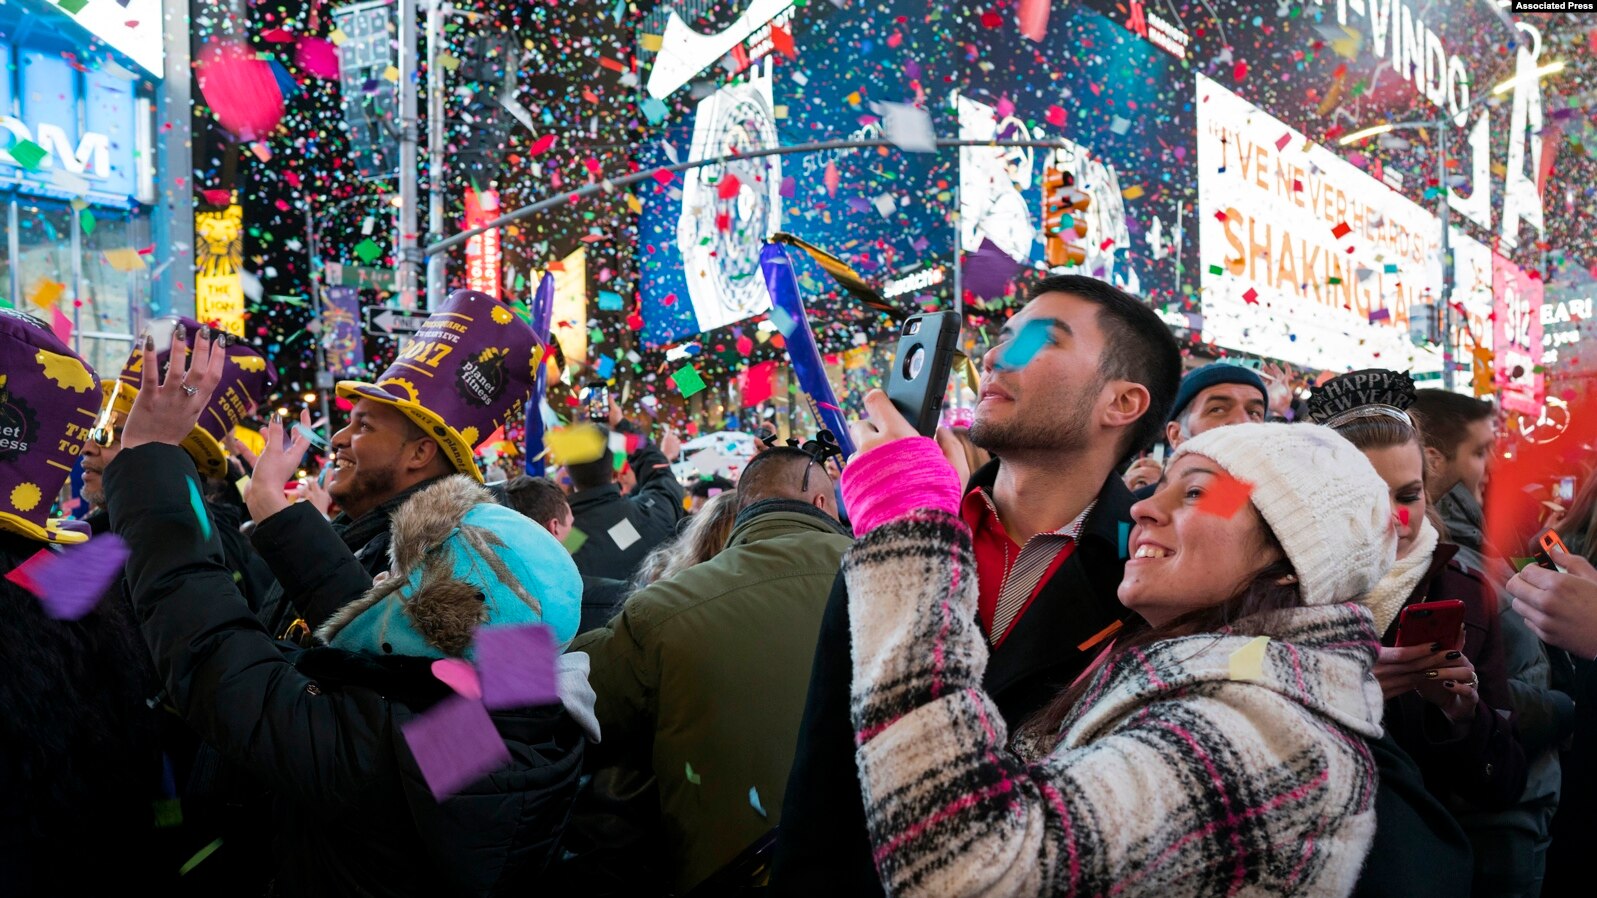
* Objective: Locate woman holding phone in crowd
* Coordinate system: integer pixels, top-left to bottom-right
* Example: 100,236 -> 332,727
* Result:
1311,370 -> 1531,898
836,388 -> 1397,896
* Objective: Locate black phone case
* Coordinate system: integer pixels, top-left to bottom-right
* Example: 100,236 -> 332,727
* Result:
886,311 -> 961,437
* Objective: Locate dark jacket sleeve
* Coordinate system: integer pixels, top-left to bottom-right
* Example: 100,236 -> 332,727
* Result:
769,571 -> 884,897
1351,731 -> 1474,898
1387,568 -> 1527,811
1499,603 -> 1578,754
249,501 -> 374,631
106,444 -> 398,808
626,442 -> 685,532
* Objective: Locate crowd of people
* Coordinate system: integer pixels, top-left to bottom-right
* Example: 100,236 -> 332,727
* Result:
2,274 -> 1595,897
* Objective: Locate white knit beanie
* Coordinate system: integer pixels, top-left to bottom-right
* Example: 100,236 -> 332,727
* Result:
1171,423 -> 1397,607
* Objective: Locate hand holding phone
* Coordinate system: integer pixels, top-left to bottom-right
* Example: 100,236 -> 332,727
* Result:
1394,599 -> 1467,650
885,311 -> 960,437
1535,529 -> 1570,574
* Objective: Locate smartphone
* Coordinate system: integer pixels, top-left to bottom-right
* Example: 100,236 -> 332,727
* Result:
1394,599 -> 1467,650
583,383 -> 610,422
1534,529 -> 1569,573
1557,476 -> 1576,505
886,311 -> 961,437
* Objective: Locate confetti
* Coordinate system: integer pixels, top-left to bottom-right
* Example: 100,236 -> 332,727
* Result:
8,139 -> 47,170
475,624 -> 560,709
102,248 -> 148,272
431,658 -> 483,701
188,478 -> 213,541
400,694 -> 511,801
685,762 -> 702,785
997,318 -> 1052,370
964,239 -> 1022,300
3,535 -> 129,621
1331,222 -> 1352,239
607,518 -> 642,551
1196,471 -> 1254,519
672,364 -> 707,398
545,423 -> 606,465
1228,636 -> 1270,682
749,786 -> 768,818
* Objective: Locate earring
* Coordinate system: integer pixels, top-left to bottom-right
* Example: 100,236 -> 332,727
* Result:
1278,573 -> 1298,585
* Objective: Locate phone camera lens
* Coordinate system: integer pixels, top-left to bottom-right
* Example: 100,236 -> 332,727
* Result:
906,320 -> 921,335
905,345 -> 925,380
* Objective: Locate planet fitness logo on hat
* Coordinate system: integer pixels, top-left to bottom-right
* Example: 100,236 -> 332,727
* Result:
456,347 -> 509,409
0,380 -> 39,459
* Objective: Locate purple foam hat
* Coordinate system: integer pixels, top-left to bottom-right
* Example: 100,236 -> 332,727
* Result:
337,290 -> 543,483
0,309 -> 101,544
99,317 -> 275,479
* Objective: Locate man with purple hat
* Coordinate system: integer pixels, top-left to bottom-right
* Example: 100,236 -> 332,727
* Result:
0,308 -> 166,892
81,317 -> 277,612
249,289 -> 547,640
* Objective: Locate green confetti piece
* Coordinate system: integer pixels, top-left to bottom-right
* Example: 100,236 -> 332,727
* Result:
188,478 -> 213,541
178,837 -> 224,876
685,761 -> 702,785
560,526 -> 588,555
352,238 -> 383,263
79,209 -> 96,235
153,797 -> 183,829
1208,264 -> 1223,276
672,364 -> 707,399
57,0 -> 90,11
9,139 -> 48,171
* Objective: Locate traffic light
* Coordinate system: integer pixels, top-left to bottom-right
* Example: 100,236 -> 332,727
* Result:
1042,167 -> 1090,268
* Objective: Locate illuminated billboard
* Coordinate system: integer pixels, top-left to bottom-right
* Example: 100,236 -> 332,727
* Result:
37,0 -> 165,79
1196,72 -> 1443,373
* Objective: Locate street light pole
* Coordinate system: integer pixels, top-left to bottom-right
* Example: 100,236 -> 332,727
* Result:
1437,113 -> 1455,390
397,0 -> 421,310
425,0 -> 447,311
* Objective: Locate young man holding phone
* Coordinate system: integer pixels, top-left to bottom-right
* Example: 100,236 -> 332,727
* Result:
771,275 -> 1182,895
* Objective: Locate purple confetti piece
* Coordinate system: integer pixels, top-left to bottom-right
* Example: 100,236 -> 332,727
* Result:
400,694 -> 512,802
475,624 -> 560,711
4,534 -> 129,621
963,238 -> 1023,301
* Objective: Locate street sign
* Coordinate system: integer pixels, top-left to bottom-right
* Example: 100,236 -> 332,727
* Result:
364,306 -> 431,337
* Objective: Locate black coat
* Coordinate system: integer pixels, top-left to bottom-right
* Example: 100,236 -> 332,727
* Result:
253,476 -> 445,639
578,575 -> 629,635
0,532 -> 166,896
769,463 -> 1136,895
1351,731 -> 1474,897
568,441 -> 685,583
107,444 -> 584,897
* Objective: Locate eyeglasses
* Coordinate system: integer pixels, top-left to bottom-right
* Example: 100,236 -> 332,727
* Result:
87,381 -> 124,448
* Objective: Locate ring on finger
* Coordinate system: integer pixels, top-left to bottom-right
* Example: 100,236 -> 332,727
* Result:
180,382 -> 199,396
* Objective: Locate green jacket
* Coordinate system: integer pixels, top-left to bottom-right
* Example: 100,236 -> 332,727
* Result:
570,504 -> 853,892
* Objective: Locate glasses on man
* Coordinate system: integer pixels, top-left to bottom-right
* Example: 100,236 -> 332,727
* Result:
87,381 -> 124,448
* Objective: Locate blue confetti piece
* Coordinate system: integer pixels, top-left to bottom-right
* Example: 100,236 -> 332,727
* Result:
596,356 -> 615,378
749,786 -> 767,818
188,478 -> 213,542
1118,521 -> 1131,560
640,97 -> 668,126
293,423 -> 330,451
997,318 -> 1051,371
597,290 -> 624,311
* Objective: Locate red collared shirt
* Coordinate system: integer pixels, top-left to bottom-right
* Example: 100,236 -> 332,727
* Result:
960,487 -> 1096,647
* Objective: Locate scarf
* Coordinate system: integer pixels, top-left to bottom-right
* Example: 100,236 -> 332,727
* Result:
1362,517 -> 1440,635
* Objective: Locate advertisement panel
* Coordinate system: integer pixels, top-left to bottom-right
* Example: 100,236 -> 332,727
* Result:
464,188 -> 502,300
638,0 -> 953,348
1196,72 -> 1442,373
533,247 -> 589,369
322,286 -> 365,375
333,0 -> 400,180
1492,253 -> 1545,416
195,205 -> 246,337
33,0 -> 164,78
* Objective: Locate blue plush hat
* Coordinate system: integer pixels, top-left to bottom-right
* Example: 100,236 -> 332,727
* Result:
317,477 -> 581,658
1168,363 -> 1268,423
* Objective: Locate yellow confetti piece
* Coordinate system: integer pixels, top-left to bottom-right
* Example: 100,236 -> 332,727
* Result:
28,278 -> 65,309
438,53 -> 460,72
640,33 -> 663,52
102,248 -> 147,272
1228,636 -> 1270,682
625,193 -> 643,214
384,65 -> 400,83
1121,185 -> 1145,200
545,423 -> 606,465
773,104 -> 788,119
329,28 -> 348,46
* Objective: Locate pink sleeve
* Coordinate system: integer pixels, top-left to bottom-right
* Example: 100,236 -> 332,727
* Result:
841,437 -> 964,534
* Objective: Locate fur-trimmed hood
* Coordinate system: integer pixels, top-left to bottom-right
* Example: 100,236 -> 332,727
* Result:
317,476 -> 582,658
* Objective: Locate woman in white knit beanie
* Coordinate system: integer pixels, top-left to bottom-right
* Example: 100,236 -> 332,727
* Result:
838,391 -> 1398,897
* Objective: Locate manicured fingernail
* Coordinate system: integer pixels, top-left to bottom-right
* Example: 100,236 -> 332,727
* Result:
1425,670 -> 1439,679
199,326 -> 211,341
144,335 -> 155,350
1430,642 -> 1443,652
1443,680 -> 1456,688
1445,651 -> 1461,660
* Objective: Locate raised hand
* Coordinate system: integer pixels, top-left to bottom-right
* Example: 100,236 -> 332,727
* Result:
245,409 -> 315,524
120,324 -> 227,450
